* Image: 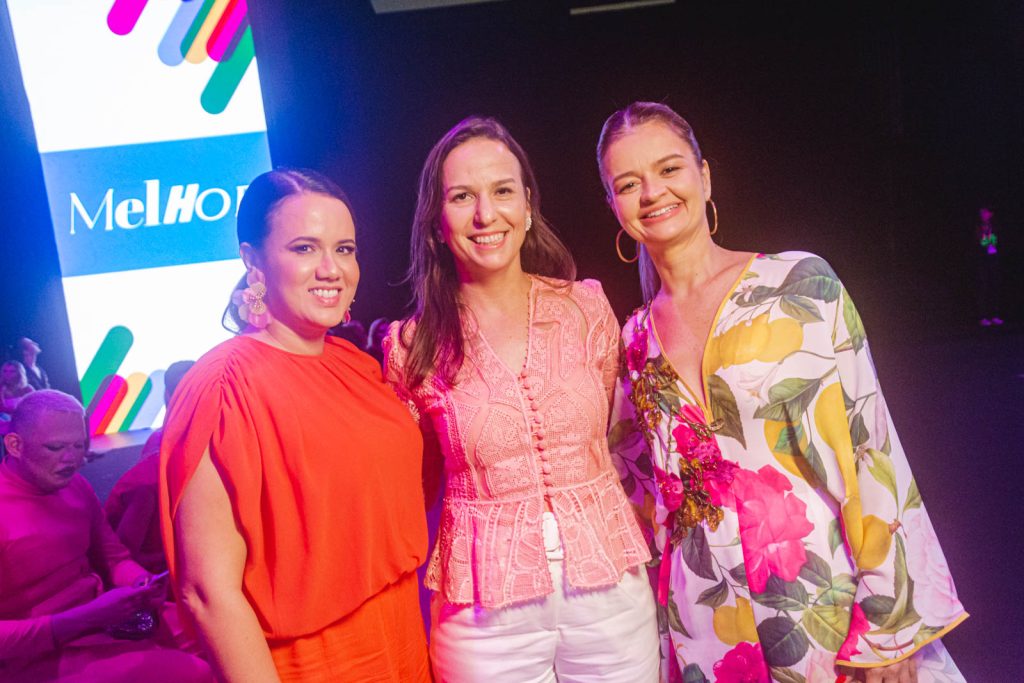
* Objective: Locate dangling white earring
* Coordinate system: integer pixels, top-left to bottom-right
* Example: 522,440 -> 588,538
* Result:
526,215 -> 533,232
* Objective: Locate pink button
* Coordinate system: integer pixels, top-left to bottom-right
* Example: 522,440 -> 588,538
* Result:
538,450 -> 550,462
535,431 -> 545,440
536,443 -> 545,451
530,402 -> 539,410
545,485 -> 556,495
542,463 -> 553,475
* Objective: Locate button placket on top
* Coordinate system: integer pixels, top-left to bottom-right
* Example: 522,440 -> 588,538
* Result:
520,371 -> 554,496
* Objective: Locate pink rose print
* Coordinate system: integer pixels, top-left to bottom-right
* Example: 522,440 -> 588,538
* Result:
625,326 -> 649,374
837,603 -> 870,660
903,509 -> 963,625
731,466 -> 814,593
712,642 -> 771,683
654,465 -> 685,511
703,457 -> 738,507
671,404 -> 706,455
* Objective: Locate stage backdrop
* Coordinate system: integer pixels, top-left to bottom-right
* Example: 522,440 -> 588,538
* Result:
5,0 -> 271,435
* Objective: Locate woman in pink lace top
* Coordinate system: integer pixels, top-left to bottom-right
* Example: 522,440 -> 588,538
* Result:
384,116 -> 659,682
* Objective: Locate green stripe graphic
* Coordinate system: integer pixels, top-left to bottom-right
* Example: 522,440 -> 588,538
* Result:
80,326 -> 133,406
119,377 -> 153,432
201,25 -> 254,114
179,0 -> 217,59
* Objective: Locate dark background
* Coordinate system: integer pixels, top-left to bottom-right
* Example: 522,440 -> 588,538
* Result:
2,1 -> 1021,678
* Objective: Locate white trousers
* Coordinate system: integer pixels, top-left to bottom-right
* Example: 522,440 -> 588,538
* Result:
430,512 -> 659,683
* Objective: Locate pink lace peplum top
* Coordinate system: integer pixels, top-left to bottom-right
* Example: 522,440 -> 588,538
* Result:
385,277 -> 650,609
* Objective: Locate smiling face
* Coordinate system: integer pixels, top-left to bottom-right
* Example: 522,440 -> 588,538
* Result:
245,192 -> 359,341
5,409 -> 88,493
440,137 -> 531,283
602,121 -> 711,248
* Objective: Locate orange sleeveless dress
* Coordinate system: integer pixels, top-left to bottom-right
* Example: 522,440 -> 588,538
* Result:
160,335 -> 430,682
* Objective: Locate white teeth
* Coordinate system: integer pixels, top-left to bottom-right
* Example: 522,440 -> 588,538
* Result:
471,233 -> 504,244
646,204 -> 678,218
310,289 -> 339,298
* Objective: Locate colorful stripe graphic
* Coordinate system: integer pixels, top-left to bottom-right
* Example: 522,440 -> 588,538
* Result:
126,371 -> 165,431
184,0 -> 231,64
202,26 -> 254,114
107,0 -> 149,36
106,372 -> 151,432
88,374 -> 129,436
78,328 -> 177,435
109,0 -> 255,114
207,0 -> 247,62
80,326 -> 133,407
159,1 -> 205,67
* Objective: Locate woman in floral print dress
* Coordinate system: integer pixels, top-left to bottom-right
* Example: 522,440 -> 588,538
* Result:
597,102 -> 967,683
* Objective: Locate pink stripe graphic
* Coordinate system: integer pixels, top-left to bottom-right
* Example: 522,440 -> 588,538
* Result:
208,0 -> 247,62
107,0 -> 149,36
88,375 -> 128,436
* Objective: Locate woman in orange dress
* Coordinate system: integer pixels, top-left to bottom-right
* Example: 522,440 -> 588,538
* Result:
159,168 -> 431,682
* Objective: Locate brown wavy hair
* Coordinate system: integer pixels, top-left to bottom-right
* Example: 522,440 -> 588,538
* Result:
400,116 -> 575,388
597,101 -> 704,303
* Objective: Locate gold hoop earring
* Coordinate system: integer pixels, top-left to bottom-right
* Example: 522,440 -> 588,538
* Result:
615,228 -> 639,264
708,199 -> 719,236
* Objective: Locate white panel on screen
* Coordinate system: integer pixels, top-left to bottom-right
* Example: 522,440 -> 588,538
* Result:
6,0 -> 266,153
61,259 -> 244,384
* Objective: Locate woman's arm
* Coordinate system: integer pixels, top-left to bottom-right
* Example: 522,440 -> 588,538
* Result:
174,448 -> 279,683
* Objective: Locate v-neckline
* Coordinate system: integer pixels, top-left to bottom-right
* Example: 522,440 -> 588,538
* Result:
647,253 -> 757,416
469,275 -> 536,379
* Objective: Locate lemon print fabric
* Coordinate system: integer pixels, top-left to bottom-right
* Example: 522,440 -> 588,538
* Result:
608,252 -> 967,683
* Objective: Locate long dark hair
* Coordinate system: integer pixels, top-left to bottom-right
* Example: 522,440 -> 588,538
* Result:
401,116 -> 575,388
597,101 -> 704,303
222,167 -> 353,333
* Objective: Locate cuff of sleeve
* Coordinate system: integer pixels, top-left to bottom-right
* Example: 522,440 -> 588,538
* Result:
835,611 -> 969,669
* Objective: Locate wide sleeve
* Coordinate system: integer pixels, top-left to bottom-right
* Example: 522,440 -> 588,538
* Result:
824,281 -> 967,667
607,317 -> 658,528
383,321 -> 444,508
158,353 -> 254,592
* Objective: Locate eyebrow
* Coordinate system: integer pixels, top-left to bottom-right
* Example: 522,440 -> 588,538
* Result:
286,237 -> 357,246
611,154 -> 687,184
445,177 -> 518,194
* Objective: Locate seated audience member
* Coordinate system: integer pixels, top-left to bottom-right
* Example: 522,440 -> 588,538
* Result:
19,337 -> 50,390
365,317 -> 390,364
106,361 -> 195,573
0,391 -> 211,683
329,318 -> 368,349
0,361 -> 34,415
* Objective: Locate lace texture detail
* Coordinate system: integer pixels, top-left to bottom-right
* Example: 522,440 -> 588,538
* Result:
385,278 -> 650,608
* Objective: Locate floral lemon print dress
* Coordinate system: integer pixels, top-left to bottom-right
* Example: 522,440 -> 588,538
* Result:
610,252 -> 967,683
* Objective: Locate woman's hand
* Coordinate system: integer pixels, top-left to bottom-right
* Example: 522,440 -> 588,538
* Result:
51,583 -> 153,644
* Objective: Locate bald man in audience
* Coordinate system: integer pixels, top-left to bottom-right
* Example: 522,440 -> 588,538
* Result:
0,390 -> 211,682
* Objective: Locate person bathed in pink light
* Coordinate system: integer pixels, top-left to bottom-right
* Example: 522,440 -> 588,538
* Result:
0,390 -> 210,683
385,116 -> 659,682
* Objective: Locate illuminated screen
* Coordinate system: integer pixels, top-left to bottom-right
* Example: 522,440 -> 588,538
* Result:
5,0 -> 272,434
